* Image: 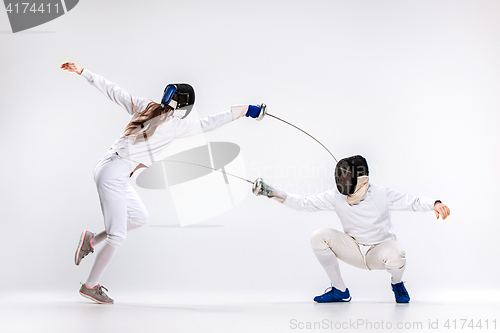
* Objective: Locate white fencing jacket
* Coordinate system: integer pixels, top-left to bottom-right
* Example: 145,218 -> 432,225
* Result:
280,184 -> 435,246
81,69 -> 233,167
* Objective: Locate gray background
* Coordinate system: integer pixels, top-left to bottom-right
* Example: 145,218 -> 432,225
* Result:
0,0 -> 499,302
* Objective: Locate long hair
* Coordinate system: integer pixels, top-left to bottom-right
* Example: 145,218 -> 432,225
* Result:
124,96 -> 176,142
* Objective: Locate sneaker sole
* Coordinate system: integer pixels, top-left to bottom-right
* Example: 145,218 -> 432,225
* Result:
75,230 -> 88,266
314,296 -> 351,303
79,291 -> 114,304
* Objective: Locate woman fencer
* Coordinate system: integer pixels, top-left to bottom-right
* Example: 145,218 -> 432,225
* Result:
61,62 -> 262,304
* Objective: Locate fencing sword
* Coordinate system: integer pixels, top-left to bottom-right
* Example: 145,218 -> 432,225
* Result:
256,104 -> 338,163
160,104 -> 338,197
162,160 -> 271,197
163,160 -> 253,184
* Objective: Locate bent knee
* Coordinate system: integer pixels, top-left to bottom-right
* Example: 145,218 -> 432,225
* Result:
384,248 -> 406,267
106,234 -> 126,247
128,209 -> 149,227
310,228 -> 335,250
129,218 -> 148,227
130,210 -> 149,227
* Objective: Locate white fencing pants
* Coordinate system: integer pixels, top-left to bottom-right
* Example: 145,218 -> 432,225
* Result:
93,152 -> 149,246
310,228 -> 406,290
85,152 -> 149,287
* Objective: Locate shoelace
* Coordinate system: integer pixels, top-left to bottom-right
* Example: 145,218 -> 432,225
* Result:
96,285 -> 109,296
79,283 -> 109,295
323,286 -> 343,294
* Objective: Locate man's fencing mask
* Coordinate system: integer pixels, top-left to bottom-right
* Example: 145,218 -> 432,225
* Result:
334,155 -> 369,196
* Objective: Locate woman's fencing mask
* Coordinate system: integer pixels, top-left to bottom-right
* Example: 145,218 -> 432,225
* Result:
161,83 -> 195,119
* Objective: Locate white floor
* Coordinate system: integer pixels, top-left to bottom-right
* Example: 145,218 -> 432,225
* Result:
1,290 -> 498,333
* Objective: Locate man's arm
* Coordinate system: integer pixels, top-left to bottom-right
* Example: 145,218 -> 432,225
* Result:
385,186 -> 435,212
433,201 -> 451,220
253,179 -> 337,212
385,187 -> 450,219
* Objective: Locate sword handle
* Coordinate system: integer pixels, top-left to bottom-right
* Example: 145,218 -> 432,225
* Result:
256,103 -> 267,121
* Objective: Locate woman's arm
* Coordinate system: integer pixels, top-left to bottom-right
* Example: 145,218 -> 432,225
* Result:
60,62 -> 83,74
172,110 -> 233,139
173,105 -> 258,139
60,62 -> 150,116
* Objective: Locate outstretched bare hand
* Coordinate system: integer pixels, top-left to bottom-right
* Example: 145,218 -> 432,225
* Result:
60,62 -> 83,75
434,202 -> 450,220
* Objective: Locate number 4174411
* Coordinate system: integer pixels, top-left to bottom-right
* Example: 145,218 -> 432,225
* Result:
6,3 -> 60,14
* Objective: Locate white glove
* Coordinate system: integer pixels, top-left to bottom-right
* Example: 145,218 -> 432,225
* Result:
252,178 -> 287,203
231,105 -> 249,121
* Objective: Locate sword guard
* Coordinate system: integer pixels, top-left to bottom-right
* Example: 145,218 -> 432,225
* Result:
252,178 -> 272,197
252,178 -> 266,195
256,103 -> 267,121
252,178 -> 262,195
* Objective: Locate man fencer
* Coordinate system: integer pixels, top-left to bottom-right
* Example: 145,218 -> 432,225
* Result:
253,155 -> 450,303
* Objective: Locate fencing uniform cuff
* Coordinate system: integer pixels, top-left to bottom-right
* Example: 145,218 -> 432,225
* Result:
270,186 -> 287,203
420,197 -> 436,211
230,105 -> 248,121
81,68 -> 93,81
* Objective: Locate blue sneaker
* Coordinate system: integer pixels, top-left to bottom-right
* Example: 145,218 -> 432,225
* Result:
392,281 -> 410,303
314,286 -> 351,303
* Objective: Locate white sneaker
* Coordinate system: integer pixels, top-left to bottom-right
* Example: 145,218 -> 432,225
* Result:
79,284 -> 114,304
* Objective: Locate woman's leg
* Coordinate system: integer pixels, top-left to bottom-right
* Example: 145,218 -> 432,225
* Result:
91,182 -> 149,247
85,155 -> 131,288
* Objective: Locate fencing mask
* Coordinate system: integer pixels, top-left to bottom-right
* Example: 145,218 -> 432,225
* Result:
334,155 -> 369,196
161,83 -> 195,119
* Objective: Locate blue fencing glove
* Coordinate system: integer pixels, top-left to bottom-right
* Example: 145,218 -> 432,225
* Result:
246,105 -> 262,118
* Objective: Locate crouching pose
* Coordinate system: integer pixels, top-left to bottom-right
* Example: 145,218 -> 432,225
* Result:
61,62 -> 263,304
253,155 -> 450,303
